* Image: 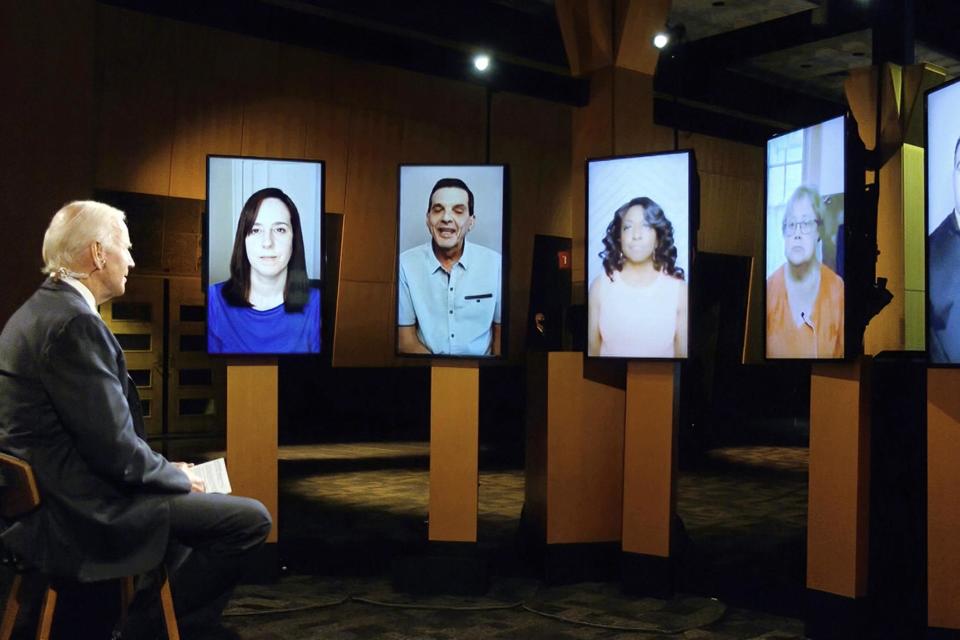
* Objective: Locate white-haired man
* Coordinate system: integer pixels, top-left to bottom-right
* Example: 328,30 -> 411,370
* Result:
0,201 -> 271,639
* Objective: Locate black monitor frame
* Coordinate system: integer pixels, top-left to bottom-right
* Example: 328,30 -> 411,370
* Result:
204,154 -> 326,357
584,149 -> 699,361
394,163 -> 510,361
762,112 -> 868,362
924,74 -> 960,367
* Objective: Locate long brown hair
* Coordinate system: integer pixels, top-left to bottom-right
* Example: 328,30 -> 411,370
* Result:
221,187 -> 310,311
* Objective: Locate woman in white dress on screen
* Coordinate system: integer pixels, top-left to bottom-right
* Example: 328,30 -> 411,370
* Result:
588,197 -> 687,358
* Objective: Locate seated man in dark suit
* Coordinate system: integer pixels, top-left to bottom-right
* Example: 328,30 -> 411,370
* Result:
0,201 -> 271,639
929,137 -> 960,363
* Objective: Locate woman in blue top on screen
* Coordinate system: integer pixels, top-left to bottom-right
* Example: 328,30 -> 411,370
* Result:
208,187 -> 321,354
588,197 -> 687,358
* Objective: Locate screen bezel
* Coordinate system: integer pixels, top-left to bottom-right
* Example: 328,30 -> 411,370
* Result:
584,148 -> 696,362
394,163 -> 510,361
924,74 -> 960,368
762,113 -> 850,362
204,153 -> 326,357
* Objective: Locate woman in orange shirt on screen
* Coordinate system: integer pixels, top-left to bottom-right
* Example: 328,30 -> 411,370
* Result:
766,185 -> 844,359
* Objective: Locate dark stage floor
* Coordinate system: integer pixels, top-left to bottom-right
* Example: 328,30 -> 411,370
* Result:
223,441 -> 809,639
0,443 -> 810,639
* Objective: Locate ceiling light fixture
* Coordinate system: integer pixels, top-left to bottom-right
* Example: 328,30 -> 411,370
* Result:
653,22 -> 686,51
473,54 -> 491,72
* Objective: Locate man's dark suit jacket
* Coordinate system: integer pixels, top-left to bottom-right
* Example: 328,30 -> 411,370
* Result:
0,279 -> 190,582
929,212 -> 960,363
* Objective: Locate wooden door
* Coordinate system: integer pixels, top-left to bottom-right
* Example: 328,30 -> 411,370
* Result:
100,276 -> 164,437
167,277 -> 226,442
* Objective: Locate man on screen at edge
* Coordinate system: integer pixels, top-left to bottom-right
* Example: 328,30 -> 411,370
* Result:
928,136 -> 960,363
397,178 -> 502,356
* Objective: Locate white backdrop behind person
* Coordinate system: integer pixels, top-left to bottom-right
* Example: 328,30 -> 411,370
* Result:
587,153 -> 690,287
398,165 -> 505,254
208,157 -> 323,284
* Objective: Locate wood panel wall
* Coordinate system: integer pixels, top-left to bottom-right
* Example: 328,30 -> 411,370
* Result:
0,0 -> 96,322
4,2 -> 764,364
88,4 -> 572,366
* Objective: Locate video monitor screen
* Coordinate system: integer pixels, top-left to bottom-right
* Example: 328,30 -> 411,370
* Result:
586,150 -> 693,360
396,165 -> 507,358
206,155 -> 324,355
926,77 -> 960,365
764,115 -> 846,360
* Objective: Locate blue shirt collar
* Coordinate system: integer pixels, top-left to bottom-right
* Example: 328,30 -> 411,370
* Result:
429,240 -> 473,273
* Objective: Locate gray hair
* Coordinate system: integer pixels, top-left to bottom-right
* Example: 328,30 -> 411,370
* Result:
782,184 -> 825,226
42,201 -> 126,276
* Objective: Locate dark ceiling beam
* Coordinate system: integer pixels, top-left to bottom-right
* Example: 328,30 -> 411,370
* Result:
98,0 -> 588,106
287,0 -> 570,70
653,98 -> 781,147
652,71 -> 842,146
651,3 -> 871,142
872,0 -> 914,65
654,56 -> 843,136
915,0 -> 960,62
676,5 -> 870,70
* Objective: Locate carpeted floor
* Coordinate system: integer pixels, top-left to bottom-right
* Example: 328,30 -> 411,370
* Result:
0,443 -> 810,638
222,575 -> 807,639
213,442 -> 810,639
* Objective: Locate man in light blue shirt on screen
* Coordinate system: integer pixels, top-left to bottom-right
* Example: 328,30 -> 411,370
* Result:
398,178 -> 502,356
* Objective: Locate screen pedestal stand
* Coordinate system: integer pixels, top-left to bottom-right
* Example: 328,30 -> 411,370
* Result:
428,363 -> 479,542
226,359 -> 279,582
805,359 -> 870,639
621,361 -> 677,598
927,368 -> 960,633
393,363 -> 487,595
521,352 -> 625,583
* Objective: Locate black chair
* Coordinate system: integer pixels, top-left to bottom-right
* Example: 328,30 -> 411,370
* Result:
0,452 -> 180,640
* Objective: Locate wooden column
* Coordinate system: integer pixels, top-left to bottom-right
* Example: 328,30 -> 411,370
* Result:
226,361 -> 278,542
557,0 -> 675,589
927,368 -> 960,631
428,364 -> 479,542
558,0 -> 673,288
805,359 -> 870,636
844,63 -> 945,354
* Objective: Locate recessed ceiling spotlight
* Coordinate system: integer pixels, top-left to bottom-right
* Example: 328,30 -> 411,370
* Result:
473,54 -> 491,72
653,23 -> 686,51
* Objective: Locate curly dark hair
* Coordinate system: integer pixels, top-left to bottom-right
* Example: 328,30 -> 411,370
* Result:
599,196 -> 684,281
